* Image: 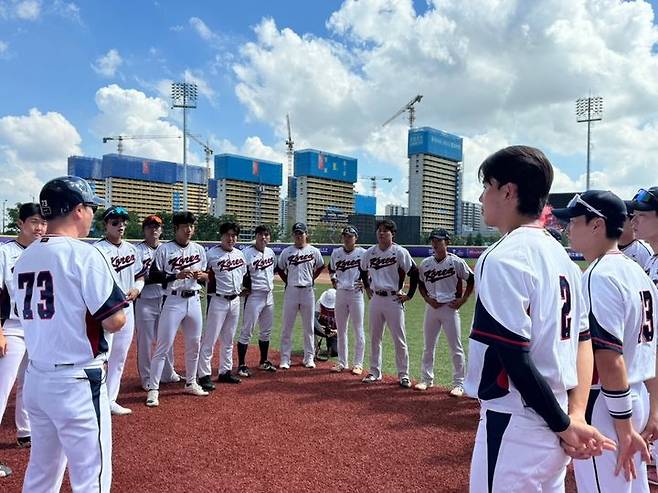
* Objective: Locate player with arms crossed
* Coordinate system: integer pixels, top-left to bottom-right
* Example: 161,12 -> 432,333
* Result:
197,221 -> 247,391
360,219 -> 418,388
236,224 -> 278,376
95,206 -> 145,415
554,191 -> 658,492
278,222 -> 324,369
464,147 -> 615,492
146,212 -> 209,407
328,225 -> 368,375
14,176 -> 127,492
632,187 -> 658,287
415,228 -> 474,396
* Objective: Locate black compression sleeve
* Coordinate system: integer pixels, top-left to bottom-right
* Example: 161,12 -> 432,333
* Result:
406,266 -> 419,299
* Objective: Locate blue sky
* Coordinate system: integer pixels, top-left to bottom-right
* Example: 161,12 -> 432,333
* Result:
1,0 -> 657,210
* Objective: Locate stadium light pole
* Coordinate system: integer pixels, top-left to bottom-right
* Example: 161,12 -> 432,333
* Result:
171,82 -> 198,210
576,95 -> 603,191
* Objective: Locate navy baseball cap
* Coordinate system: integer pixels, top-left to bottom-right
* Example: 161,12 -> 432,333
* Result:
102,206 -> 129,222
292,222 -> 308,233
552,190 -> 627,225
631,187 -> 658,212
342,225 -> 358,236
428,228 -> 450,241
39,176 -> 104,219
623,200 -> 635,216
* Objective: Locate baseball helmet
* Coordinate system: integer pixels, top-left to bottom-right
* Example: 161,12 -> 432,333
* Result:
39,176 -> 104,220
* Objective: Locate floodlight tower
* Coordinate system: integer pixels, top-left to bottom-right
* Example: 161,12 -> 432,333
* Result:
576,95 -> 603,191
171,82 -> 198,209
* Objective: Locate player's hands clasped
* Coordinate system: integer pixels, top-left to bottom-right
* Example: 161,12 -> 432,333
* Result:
396,292 -> 410,303
557,419 -> 617,460
449,297 -> 466,309
640,412 -> 658,446
176,270 -> 194,280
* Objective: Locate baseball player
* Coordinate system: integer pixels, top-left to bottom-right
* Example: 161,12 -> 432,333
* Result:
464,147 -> 615,492
0,204 -> 46,455
277,222 -> 324,369
146,211 -> 209,407
236,224 -> 278,376
554,190 -> 658,492
632,187 -> 658,287
134,215 -> 179,390
415,228 -> 474,396
95,206 -> 145,416
197,221 -> 247,391
360,219 -> 418,388
14,176 -> 127,492
620,200 -> 654,267
328,225 -> 368,374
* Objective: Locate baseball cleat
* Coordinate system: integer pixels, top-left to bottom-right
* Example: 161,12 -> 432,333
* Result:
145,390 -> 159,407
110,403 -> 133,416
331,364 -> 345,373
304,360 -> 316,369
16,436 -> 31,449
279,362 -> 290,370
198,375 -> 216,392
414,381 -> 433,391
237,365 -> 252,378
0,462 -> 12,478
217,372 -> 241,384
449,385 -> 465,398
259,361 -> 277,372
399,377 -> 412,388
351,366 -> 363,376
362,373 -> 381,384
162,372 -> 182,384
185,382 -> 209,396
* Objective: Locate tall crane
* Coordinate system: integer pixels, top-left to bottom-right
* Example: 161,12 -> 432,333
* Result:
102,134 -> 181,155
382,94 -> 423,128
285,113 -> 294,180
359,175 -> 393,196
185,132 -> 214,180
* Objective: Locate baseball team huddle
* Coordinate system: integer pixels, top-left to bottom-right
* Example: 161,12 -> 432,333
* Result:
0,145 -> 658,492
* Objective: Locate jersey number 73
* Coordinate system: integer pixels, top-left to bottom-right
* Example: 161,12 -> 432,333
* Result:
17,271 -> 55,320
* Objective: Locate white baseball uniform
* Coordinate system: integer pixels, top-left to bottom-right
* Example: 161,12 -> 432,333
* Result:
238,245 -> 276,345
329,246 -> 366,369
198,245 -> 247,378
278,244 -> 324,366
134,241 -> 176,388
465,226 -> 587,493
360,243 -> 415,380
13,235 -> 127,493
95,238 -> 144,406
148,240 -> 207,390
418,253 -> 473,387
620,239 -> 653,269
0,240 -> 30,440
645,254 -> 658,288
573,252 -> 658,493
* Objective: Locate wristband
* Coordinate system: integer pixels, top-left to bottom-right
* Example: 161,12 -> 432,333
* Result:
602,387 -> 633,419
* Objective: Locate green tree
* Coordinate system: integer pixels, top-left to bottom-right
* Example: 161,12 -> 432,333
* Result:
310,223 -> 342,243
4,203 -> 21,235
93,209 -> 143,239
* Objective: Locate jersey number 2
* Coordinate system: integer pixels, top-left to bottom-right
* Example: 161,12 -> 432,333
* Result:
17,271 -> 55,320
559,276 -> 572,340
639,290 -> 654,343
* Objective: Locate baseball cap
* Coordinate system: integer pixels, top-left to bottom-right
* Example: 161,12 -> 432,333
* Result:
292,222 -> 308,233
428,228 -> 450,241
102,206 -> 130,222
552,190 -> 627,225
142,214 -> 163,228
631,187 -> 658,212
342,225 -> 358,236
623,200 -> 635,216
39,176 -> 104,220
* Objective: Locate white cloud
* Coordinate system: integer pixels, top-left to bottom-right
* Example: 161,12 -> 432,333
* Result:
91,49 -> 123,78
0,40 -> 8,58
170,25 -> 184,32
189,16 -> 217,42
14,0 -> 40,20
182,69 -> 216,104
52,1 -> 82,24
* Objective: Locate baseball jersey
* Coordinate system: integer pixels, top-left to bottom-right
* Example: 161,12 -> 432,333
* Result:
207,245 -> 247,295
0,240 -> 28,336
465,226 -> 588,415
330,246 -> 366,290
645,254 -> 658,288
419,253 -> 473,303
584,252 -> 658,386
135,241 -> 163,299
152,240 -> 207,292
620,239 -> 654,269
243,245 -> 276,292
278,244 -> 323,287
12,236 -> 127,367
360,243 -> 415,292
95,238 -> 144,295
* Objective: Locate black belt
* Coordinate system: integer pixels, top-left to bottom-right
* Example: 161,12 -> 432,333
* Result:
216,293 -> 239,301
293,285 -> 312,288
374,290 -> 398,297
171,289 -> 198,298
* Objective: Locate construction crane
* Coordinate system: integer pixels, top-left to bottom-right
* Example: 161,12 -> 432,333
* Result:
185,132 -> 214,180
382,94 -> 423,128
285,113 -> 294,180
359,175 -> 393,196
102,134 -> 181,155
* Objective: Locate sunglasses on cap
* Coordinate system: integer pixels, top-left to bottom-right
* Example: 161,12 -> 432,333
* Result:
567,194 -> 606,219
633,189 -> 658,207
110,220 -> 126,227
85,203 -> 99,213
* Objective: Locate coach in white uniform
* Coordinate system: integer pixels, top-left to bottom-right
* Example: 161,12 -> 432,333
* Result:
555,191 -> 658,492
197,221 -> 247,391
278,222 -> 324,369
632,187 -> 658,287
95,206 -> 145,416
361,219 -> 418,388
14,176 -> 127,492
236,224 -> 278,376
619,200 -> 654,268
146,212 -> 209,407
328,225 -> 368,375
415,228 -> 474,396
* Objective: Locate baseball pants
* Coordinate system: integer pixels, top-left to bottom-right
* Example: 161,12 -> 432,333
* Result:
106,304 -> 134,405
149,294 -> 202,390
280,286 -> 315,366
573,384 -> 649,493
334,288 -> 365,369
0,334 -> 30,439
470,407 -> 570,493
23,362 -> 112,493
420,304 -> 465,387
368,294 -> 409,379
198,296 -> 241,377
238,290 -> 274,344
134,297 -> 176,388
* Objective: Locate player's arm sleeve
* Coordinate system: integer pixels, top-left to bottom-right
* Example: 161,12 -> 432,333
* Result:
313,249 -> 324,278
588,273 -> 625,354
406,265 -> 419,299
360,268 -> 370,290
328,252 -> 336,274
360,251 -> 369,272
81,249 -> 128,321
576,284 -> 591,342
243,271 -> 252,290
457,257 -> 474,279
